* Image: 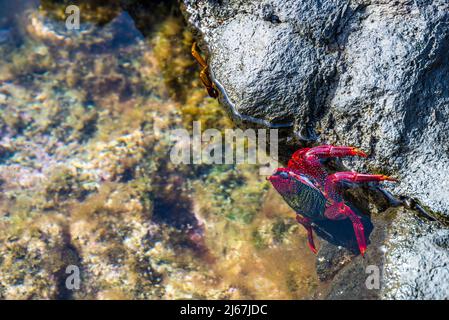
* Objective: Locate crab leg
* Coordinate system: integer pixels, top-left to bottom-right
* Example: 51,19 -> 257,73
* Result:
303,145 -> 367,159
200,68 -> 219,98
192,42 -> 207,68
192,42 -> 219,98
324,202 -> 367,256
324,171 -> 397,199
289,146 -> 367,169
288,145 -> 367,184
296,214 -> 317,254
328,172 -> 397,183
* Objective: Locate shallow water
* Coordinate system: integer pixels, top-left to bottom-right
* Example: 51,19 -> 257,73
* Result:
0,0 -> 320,299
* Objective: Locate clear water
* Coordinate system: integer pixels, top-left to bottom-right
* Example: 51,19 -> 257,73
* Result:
0,0 -> 319,299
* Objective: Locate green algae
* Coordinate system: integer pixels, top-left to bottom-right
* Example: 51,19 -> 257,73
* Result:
195,165 -> 269,225
39,0 -> 123,25
272,218 -> 290,243
252,230 -> 268,250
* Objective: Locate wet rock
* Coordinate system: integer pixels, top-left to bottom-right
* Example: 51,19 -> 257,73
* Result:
316,243 -> 353,282
382,208 -> 449,299
182,0 -> 343,134
0,215 -> 71,299
324,253 -> 380,300
0,28 -> 11,44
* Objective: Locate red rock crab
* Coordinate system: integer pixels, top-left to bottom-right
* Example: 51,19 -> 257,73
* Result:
268,145 -> 397,256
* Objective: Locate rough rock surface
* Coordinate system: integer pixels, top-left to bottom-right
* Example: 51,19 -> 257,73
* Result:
382,208 -> 449,299
182,0 -> 449,299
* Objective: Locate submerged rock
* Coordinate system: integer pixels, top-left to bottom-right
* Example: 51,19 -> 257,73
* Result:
0,1 -> 319,300
182,0 -> 449,299
0,28 -> 11,44
0,215 -> 70,299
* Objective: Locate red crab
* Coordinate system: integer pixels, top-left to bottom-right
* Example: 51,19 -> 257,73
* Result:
268,145 -> 397,256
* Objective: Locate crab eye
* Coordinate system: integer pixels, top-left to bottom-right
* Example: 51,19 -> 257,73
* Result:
279,171 -> 289,179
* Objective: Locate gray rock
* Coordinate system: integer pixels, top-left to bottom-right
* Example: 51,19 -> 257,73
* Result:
382,208 -> 449,299
183,0 -> 347,133
182,0 -> 449,299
